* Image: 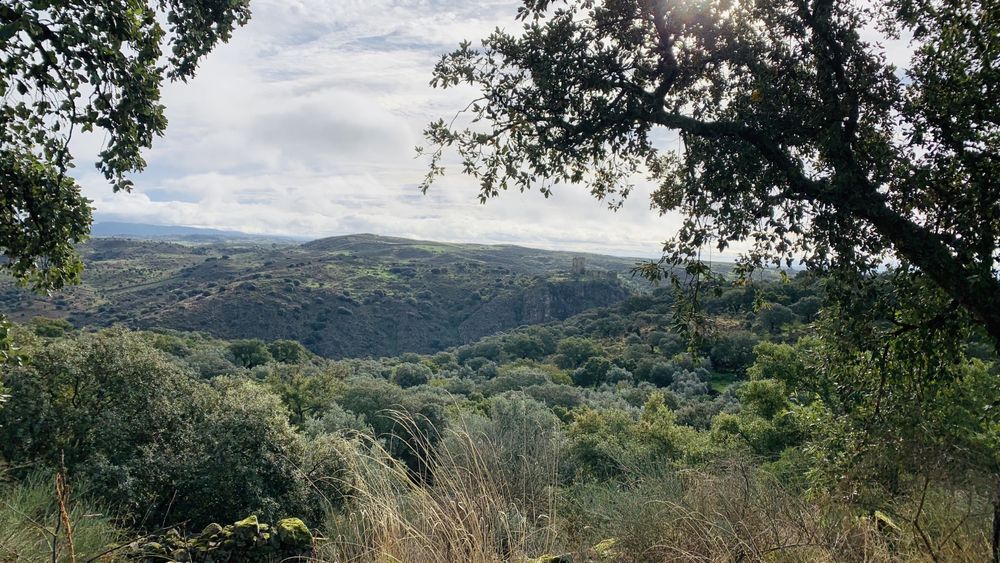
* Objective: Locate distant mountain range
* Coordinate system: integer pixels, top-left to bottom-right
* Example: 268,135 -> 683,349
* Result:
90,222 -> 306,242
3,233 -> 656,358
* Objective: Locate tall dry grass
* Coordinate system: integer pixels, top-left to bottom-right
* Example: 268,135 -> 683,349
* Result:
0,471 -> 124,562
560,459 -> 991,562
315,408 -> 561,562
311,414 -> 992,563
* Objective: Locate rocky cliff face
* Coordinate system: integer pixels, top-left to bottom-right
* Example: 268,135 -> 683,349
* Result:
458,277 -> 630,343
150,275 -> 629,358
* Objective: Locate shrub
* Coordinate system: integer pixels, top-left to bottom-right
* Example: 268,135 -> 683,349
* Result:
268,339 -> 310,363
392,363 -> 432,388
708,331 -> 760,375
572,356 -> 612,387
554,337 -> 600,370
442,394 -> 564,518
0,330 -> 318,528
229,339 -> 273,368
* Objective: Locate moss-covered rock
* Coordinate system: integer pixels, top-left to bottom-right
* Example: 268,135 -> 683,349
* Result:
276,518 -> 311,548
126,515 -> 313,562
199,523 -> 223,539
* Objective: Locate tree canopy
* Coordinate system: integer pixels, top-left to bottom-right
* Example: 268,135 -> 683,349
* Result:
421,0 -> 999,348
1,0 -> 251,291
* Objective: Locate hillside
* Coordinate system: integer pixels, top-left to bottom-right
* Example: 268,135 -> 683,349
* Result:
0,234 -> 645,357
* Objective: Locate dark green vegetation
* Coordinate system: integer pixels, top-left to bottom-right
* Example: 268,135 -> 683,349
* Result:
0,1 -> 250,291
0,234 -> 640,358
1,273 -> 996,561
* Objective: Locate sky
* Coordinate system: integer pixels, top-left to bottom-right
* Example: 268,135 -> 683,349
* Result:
75,0 -> 912,259
73,0 -> 680,258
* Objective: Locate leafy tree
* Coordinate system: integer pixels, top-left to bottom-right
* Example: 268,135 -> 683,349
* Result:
711,379 -> 804,459
502,332 -> 547,360
268,339 -> 310,364
229,339 -> 273,369
572,355 -> 612,387
337,378 -> 449,476
264,364 -> 343,425
790,295 -> 823,322
747,340 -> 820,398
555,336 -> 599,369
302,403 -> 372,438
178,378 -> 311,527
422,0 -> 1000,351
753,303 -> 797,335
1,1 -> 250,290
457,339 -> 503,364
566,393 -> 705,479
392,362 -> 432,388
0,330 -> 311,527
667,369 -> 710,399
30,316 -> 74,338
482,365 -> 551,395
707,331 -> 759,375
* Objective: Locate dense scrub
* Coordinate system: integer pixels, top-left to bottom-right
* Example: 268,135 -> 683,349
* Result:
0,235 -> 635,358
0,273 -> 996,561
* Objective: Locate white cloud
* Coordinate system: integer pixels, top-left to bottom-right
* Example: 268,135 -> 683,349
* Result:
84,0 -> 835,260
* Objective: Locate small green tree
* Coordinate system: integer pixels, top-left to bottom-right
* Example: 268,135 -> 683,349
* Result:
572,355 -> 612,387
392,362 -> 432,388
268,339 -> 310,364
0,330 -> 313,527
555,336 -> 599,369
229,339 -> 273,368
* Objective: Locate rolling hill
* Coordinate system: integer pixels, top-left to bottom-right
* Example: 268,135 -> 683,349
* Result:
1,234 -> 647,357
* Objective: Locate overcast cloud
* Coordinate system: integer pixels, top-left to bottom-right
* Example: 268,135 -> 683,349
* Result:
77,0 -> 912,259
69,0 -> 683,258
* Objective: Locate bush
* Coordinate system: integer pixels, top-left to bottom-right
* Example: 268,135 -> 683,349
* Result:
566,394 -> 704,478
502,333 -> 547,360
229,339 -> 273,368
184,348 -> 240,378
442,394 -> 564,517
753,303 -> 797,335
0,330 -> 318,528
268,339 -> 310,363
481,366 -> 551,395
31,316 -> 74,338
392,362 -> 432,388
708,331 -> 760,375
554,337 -> 599,369
337,378 -> 449,476
572,356 -> 612,387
